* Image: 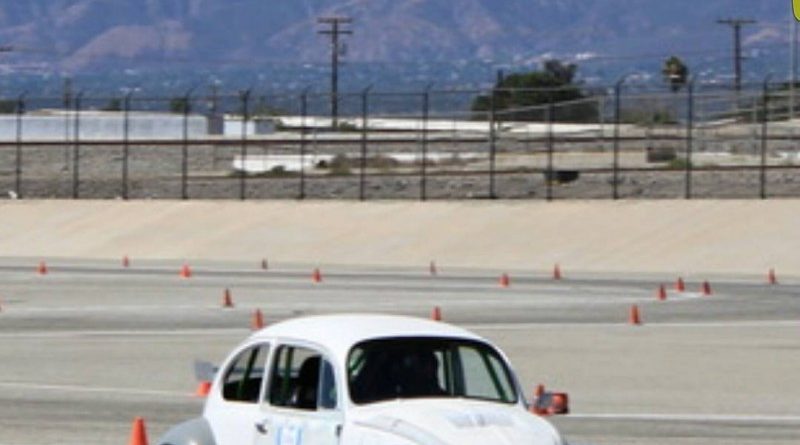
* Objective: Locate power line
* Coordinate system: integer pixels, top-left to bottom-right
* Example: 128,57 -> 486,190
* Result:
717,18 -> 756,91
318,16 -> 352,127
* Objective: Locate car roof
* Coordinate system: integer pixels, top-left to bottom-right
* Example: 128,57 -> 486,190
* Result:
248,313 -> 485,359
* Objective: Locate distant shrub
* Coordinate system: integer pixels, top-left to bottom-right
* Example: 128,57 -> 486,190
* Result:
102,98 -> 122,112
368,155 -> 400,171
0,99 -> 17,114
622,108 -> 677,125
264,165 -> 297,178
337,121 -> 358,132
667,158 -> 691,170
328,154 -> 352,176
169,97 -> 190,114
646,146 -> 677,163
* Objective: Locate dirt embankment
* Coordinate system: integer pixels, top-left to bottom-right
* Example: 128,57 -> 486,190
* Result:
0,200 -> 795,277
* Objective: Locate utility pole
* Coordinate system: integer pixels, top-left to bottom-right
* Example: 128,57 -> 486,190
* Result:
318,16 -> 352,128
791,18 -> 798,119
63,77 -> 72,171
717,18 -> 756,92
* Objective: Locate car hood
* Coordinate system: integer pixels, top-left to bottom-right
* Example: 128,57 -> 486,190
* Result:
349,399 -> 563,445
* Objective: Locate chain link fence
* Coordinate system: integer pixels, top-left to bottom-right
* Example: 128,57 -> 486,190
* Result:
0,81 -> 798,200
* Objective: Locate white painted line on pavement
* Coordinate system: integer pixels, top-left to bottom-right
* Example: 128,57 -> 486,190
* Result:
4,295 -> 653,314
0,381 -> 193,398
568,412 -> 800,423
671,292 -> 704,299
9,305 -> 221,313
0,328 -> 246,339
467,320 -> 800,330
1,320 -> 798,340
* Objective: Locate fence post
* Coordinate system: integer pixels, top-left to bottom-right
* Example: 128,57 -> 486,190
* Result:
14,92 -> 25,198
612,76 -> 627,200
72,92 -> 83,199
299,88 -> 310,200
420,83 -> 433,201
488,88 -> 497,199
546,100 -> 555,201
359,86 -> 372,201
181,88 -> 194,200
62,82 -> 71,172
122,91 -> 133,200
685,79 -> 694,199
760,74 -> 772,200
239,89 -> 251,201
598,95 -> 606,157
358,85 -> 372,201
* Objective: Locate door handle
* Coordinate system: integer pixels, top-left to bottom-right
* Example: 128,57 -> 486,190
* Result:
255,420 -> 269,435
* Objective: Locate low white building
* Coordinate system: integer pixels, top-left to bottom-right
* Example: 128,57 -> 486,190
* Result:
0,110 -> 209,141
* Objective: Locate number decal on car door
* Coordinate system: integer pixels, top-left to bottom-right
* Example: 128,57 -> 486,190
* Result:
276,424 -> 302,445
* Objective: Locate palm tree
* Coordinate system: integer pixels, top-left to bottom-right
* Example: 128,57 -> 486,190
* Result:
662,56 -> 689,92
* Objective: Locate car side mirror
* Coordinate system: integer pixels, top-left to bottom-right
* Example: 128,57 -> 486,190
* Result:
529,384 -> 569,416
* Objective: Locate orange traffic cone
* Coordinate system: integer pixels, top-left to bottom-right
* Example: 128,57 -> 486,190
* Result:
251,309 -> 265,330
553,264 -> 562,280
122,255 -> 130,268
194,381 -> 211,397
431,306 -> 442,321
37,261 -> 48,275
312,268 -> 322,283
499,273 -> 511,288
429,261 -> 437,276
675,277 -> 685,292
629,305 -> 642,325
768,268 -> 777,285
656,284 -> 667,301
128,417 -> 149,445
701,280 -> 712,296
261,258 -> 268,271
179,264 -> 192,279
222,289 -> 234,308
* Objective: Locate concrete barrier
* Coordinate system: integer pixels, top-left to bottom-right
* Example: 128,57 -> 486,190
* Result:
0,200 -> 795,277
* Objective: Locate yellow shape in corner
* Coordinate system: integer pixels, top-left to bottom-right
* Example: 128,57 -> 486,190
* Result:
795,0 -> 800,21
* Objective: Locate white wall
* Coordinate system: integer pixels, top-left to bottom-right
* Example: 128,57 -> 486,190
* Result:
0,111 -> 208,141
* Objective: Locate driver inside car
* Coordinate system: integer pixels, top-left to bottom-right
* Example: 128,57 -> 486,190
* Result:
399,349 -> 446,397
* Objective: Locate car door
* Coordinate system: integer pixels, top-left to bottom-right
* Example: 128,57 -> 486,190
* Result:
253,343 -> 343,445
204,341 -> 271,445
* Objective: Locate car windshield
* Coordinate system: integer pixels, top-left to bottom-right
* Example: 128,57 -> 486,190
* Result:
348,337 -> 518,405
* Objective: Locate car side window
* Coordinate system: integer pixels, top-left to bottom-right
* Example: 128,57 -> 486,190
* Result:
458,345 -> 514,403
268,345 -> 337,411
221,343 -> 269,403
319,359 -> 337,409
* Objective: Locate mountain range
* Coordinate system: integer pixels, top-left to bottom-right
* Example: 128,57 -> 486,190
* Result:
0,0 -> 794,94
0,0 -> 793,96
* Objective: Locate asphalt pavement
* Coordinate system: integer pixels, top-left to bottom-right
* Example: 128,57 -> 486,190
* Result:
0,259 -> 798,445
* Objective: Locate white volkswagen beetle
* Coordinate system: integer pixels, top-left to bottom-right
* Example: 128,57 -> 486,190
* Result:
159,314 -> 566,445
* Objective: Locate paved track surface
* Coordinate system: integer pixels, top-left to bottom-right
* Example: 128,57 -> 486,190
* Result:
0,259 -> 798,445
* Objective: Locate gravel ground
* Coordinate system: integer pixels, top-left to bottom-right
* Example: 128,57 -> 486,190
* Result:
1,140 -> 799,200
